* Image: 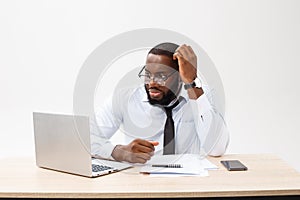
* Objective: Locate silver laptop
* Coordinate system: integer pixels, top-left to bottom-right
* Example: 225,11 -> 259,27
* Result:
33,112 -> 132,177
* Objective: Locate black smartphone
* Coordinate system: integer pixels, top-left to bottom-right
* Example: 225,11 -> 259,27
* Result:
220,160 -> 248,171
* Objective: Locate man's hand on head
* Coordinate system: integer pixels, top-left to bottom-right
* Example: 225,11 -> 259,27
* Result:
173,44 -> 197,84
111,139 -> 158,164
173,44 -> 204,99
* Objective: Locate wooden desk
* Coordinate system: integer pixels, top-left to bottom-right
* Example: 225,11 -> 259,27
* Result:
0,154 -> 300,199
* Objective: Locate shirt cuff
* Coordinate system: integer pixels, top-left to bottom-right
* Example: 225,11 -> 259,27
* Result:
93,142 -> 116,160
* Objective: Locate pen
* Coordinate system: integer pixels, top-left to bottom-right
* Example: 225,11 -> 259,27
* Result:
151,164 -> 183,168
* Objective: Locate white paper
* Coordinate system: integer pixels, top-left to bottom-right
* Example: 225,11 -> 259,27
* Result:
147,170 -> 209,177
140,154 -> 217,177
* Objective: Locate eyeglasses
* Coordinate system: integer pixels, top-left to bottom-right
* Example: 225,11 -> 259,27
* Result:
138,65 -> 177,86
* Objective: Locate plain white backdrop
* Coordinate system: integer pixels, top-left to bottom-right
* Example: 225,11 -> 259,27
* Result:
1,0 -> 300,171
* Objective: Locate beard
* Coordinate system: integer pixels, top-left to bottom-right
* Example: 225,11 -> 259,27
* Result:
144,82 -> 181,106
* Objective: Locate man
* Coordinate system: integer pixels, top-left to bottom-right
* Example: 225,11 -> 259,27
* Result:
90,42 -> 229,163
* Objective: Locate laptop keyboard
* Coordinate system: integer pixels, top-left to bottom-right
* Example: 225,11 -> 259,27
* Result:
92,164 -> 113,172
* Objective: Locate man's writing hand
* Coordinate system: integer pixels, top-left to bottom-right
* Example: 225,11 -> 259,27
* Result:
111,139 -> 158,164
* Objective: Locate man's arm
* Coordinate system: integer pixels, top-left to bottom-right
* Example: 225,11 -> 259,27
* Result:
174,44 -> 229,155
91,91 -> 159,163
90,97 -> 121,159
189,88 -> 229,156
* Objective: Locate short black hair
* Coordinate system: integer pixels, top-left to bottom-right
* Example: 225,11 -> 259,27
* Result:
148,42 -> 179,70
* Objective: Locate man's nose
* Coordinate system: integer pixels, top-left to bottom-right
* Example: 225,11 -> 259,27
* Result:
148,77 -> 160,86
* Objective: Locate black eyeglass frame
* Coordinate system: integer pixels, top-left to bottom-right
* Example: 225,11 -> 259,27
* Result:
137,65 -> 177,86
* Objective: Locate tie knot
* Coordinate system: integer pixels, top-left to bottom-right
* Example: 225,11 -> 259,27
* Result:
164,100 -> 179,117
164,107 -> 173,117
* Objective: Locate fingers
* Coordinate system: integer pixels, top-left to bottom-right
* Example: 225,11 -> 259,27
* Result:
173,44 -> 188,58
148,140 -> 159,146
126,139 -> 158,163
173,44 -> 196,63
122,150 -> 152,164
130,139 -> 155,153
134,144 -> 153,154
173,50 -> 183,60
173,44 -> 198,83
177,44 -> 189,58
125,150 -> 153,164
114,139 -> 160,164
134,152 -> 152,163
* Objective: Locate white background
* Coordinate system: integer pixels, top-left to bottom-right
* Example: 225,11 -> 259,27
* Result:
1,0 -> 300,171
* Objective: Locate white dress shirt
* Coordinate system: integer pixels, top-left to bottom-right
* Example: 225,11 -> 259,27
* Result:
90,84 -> 229,159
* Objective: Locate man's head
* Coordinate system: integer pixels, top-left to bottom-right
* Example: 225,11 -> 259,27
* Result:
141,42 -> 182,106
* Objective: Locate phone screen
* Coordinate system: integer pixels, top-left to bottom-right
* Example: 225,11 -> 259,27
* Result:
221,160 -> 248,171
